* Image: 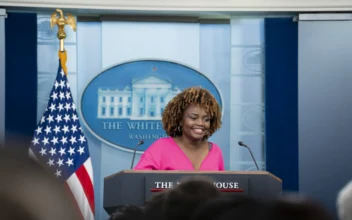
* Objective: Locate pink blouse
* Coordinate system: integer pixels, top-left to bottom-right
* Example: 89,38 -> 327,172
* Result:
133,137 -> 225,171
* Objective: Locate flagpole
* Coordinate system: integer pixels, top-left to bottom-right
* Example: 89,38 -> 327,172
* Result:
50,8 -> 76,74
60,39 -> 64,52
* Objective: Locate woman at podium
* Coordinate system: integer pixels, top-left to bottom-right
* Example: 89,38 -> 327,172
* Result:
134,87 -> 224,171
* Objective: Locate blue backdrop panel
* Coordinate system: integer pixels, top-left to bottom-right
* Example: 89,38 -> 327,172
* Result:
264,17 -> 298,191
5,12 -> 37,150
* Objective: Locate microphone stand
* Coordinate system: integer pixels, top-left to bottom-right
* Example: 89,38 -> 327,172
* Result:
130,140 -> 144,169
238,141 -> 260,170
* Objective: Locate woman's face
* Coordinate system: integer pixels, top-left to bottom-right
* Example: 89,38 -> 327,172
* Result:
180,104 -> 211,141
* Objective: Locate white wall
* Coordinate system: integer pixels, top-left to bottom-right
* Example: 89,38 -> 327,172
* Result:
0,0 -> 352,11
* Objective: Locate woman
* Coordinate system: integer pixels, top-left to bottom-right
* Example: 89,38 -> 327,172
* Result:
134,87 -> 224,170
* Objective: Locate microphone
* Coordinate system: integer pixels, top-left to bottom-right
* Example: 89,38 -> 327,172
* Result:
238,141 -> 260,170
130,140 -> 144,169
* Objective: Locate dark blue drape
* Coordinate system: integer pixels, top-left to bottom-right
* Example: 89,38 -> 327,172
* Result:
264,18 -> 298,192
5,12 -> 37,150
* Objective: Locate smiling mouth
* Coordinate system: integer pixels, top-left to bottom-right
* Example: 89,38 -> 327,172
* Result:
193,128 -> 204,134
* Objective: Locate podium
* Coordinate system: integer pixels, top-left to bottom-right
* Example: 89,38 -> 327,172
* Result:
103,170 -> 282,215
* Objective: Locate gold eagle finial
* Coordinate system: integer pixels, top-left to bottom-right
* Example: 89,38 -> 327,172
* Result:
50,8 -> 76,41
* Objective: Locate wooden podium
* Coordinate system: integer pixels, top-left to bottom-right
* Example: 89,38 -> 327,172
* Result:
103,170 -> 282,215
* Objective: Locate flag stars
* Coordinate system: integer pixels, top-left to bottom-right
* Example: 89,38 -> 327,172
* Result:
57,103 -> 64,112
55,170 -> 62,177
77,146 -> 85,155
44,126 -> 52,135
57,158 -> 64,167
51,92 -> 58,100
40,116 -> 45,124
59,92 -> 65,100
69,136 -> 77,145
49,147 -> 57,156
64,114 -> 71,122
32,137 -> 40,145
39,148 -> 47,156
54,81 -> 59,89
53,125 -> 61,134
62,125 -> 70,134
47,115 -> 54,124
49,103 -> 56,112
64,103 -> 71,111
65,92 -> 71,100
60,136 -> 68,145
55,115 -> 62,123
66,158 -> 74,167
68,147 -> 75,156
42,137 -> 49,146
35,126 -> 42,135
51,136 -> 59,145
79,135 -> 86,144
47,158 -> 54,167
72,114 -> 78,122
30,65 -> 92,184
59,147 -> 66,156
71,125 -> 78,133
59,80 -> 65,89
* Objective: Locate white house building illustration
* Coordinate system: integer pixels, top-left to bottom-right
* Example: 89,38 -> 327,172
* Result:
97,75 -> 181,120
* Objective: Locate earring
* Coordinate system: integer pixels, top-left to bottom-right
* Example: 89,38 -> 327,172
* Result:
177,125 -> 182,133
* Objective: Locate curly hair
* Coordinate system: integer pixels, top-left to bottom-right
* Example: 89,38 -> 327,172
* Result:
162,87 -> 222,139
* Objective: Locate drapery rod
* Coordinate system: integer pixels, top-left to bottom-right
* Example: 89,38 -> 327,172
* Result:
77,15 -> 230,24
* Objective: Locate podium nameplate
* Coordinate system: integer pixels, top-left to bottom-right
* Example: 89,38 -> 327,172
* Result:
145,173 -> 249,201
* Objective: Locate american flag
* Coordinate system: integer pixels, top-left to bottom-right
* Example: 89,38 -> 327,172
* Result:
29,59 -> 95,220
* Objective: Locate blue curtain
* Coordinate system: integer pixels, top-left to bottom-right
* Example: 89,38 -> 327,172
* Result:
5,12 -> 37,151
264,17 -> 298,192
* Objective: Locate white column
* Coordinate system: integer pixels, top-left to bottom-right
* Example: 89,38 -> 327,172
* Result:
156,88 -> 161,117
97,95 -> 102,117
144,88 -> 148,118
132,89 -> 138,117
